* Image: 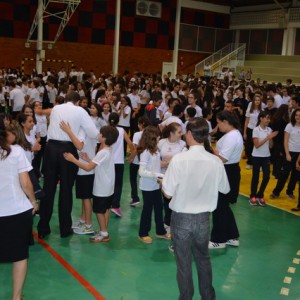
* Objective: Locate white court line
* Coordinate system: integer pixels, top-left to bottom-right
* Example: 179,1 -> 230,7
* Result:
280,287 -> 289,296
283,277 -> 292,284
293,258 -> 300,264
288,267 -> 296,274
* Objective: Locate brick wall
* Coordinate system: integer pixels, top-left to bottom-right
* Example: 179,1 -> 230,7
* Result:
1,37 -> 207,76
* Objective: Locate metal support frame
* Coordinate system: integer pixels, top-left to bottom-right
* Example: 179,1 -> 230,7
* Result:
26,0 -> 81,46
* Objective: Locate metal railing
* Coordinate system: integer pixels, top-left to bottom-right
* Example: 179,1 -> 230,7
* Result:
194,43 -> 246,76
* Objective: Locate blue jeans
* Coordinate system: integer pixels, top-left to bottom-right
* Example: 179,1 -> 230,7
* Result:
171,212 -> 215,300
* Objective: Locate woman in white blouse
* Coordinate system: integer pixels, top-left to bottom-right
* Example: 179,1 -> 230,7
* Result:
0,116 -> 38,300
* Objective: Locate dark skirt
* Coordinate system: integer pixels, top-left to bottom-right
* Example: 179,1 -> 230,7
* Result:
0,209 -> 32,263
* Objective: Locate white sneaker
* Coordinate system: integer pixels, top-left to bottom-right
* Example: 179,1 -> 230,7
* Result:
208,241 -> 226,249
74,225 -> 94,235
164,224 -> 171,234
226,239 -> 240,247
72,220 -> 85,229
246,165 -> 252,170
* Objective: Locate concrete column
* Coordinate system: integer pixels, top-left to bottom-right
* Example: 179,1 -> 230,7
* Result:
286,27 -> 296,55
172,0 -> 182,78
36,0 -> 43,74
112,0 -> 121,74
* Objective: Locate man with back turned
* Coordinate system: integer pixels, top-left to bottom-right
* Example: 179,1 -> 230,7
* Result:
38,91 -> 98,238
162,118 -> 230,300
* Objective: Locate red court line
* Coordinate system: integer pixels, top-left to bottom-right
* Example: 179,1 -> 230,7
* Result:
32,231 -> 105,300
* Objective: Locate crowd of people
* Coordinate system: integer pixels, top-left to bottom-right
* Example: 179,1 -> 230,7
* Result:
1,65 -> 300,299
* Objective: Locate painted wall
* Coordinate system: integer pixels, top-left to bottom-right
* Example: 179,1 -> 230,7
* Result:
0,0 -> 230,75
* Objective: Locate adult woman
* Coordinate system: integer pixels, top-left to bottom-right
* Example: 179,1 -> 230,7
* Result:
270,108 -> 300,199
158,123 -> 187,230
0,116 -> 38,300
209,110 -> 243,249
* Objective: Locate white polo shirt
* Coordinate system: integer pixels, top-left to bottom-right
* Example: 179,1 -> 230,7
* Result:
184,105 -> 202,117
245,102 -> 261,129
118,105 -> 131,127
0,145 -> 33,217
111,127 -> 125,164
163,145 -> 229,213
216,129 -> 243,164
77,129 -> 97,176
128,93 -> 141,109
132,131 -> 143,165
92,147 -> 115,197
274,94 -> 284,108
29,88 -> 40,103
158,138 -> 187,174
252,125 -> 272,157
10,88 -> 25,112
285,123 -> 300,152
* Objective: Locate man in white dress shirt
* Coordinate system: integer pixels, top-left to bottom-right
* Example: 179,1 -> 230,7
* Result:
162,118 -> 229,300
38,91 -> 98,238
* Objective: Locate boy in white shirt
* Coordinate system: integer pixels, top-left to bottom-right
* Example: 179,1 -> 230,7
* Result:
185,93 -> 202,117
63,125 -> 119,243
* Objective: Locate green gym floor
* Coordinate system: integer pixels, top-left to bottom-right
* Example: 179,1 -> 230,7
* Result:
1,161 -> 300,300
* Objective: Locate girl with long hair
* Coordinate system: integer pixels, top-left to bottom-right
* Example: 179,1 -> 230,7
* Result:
0,116 -> 38,300
243,94 -> 263,169
137,126 -> 170,244
158,123 -> 187,230
249,112 -> 278,206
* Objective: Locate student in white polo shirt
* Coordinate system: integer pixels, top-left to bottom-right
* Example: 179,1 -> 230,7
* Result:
249,112 -> 278,207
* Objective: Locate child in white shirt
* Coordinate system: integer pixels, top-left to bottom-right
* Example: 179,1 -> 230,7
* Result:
63,125 -> 119,243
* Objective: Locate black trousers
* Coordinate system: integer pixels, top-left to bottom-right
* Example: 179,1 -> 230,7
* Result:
139,189 -> 166,237
272,151 -> 299,196
38,140 -> 78,236
163,194 -> 172,227
32,136 -> 47,178
129,163 -> 140,202
211,163 -> 240,243
245,127 -> 253,165
251,156 -> 270,198
112,164 -> 124,209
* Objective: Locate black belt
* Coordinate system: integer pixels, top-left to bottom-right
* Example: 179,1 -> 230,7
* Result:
48,139 -> 73,145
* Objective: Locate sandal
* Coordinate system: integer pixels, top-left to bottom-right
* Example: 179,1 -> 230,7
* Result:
156,233 -> 171,240
139,236 -> 153,244
291,207 -> 300,212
